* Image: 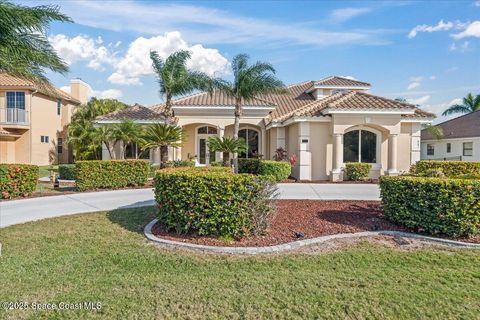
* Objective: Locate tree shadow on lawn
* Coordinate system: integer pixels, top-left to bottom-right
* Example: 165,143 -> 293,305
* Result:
106,205 -> 157,234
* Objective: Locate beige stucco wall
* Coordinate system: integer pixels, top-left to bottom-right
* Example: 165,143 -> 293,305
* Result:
309,122 -> 332,180
286,123 -> 299,177
398,123 -> 413,173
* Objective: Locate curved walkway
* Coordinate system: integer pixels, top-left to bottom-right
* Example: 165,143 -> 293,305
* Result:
0,183 -> 380,228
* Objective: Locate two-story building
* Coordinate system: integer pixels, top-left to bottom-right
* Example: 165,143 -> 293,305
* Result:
0,73 -> 90,165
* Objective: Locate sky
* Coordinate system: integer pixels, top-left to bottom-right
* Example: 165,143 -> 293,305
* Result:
20,0 -> 480,124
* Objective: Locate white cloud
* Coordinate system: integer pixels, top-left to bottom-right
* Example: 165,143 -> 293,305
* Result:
108,31 -> 229,86
408,20 -> 455,38
60,85 -> 123,100
341,75 -> 357,80
329,7 -> 371,22
408,95 -> 431,105
407,82 -> 421,90
429,75 -> 436,80
449,41 -> 470,52
422,98 -> 463,124
49,34 -> 117,71
409,76 -> 424,82
452,21 -> 480,39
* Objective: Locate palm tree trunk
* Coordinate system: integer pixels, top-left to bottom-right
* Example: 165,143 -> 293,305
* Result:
164,92 -> 173,123
223,152 -> 230,167
160,145 -> 169,168
232,99 -> 241,173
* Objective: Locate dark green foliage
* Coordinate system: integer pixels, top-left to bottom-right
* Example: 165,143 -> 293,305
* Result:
75,160 -> 150,191
154,167 -> 277,237
344,163 -> 372,181
238,158 -> 291,182
162,160 -> 195,168
0,164 -> 38,199
58,164 -> 76,180
415,160 -> 480,177
380,176 -> 480,237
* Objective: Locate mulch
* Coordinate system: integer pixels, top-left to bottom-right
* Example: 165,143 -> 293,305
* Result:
152,200 -> 409,247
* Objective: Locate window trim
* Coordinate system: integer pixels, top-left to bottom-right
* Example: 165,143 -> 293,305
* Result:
427,144 -> 435,156
40,135 -> 49,143
343,126 -> 380,166
446,143 -> 451,153
57,138 -> 63,154
239,127 -> 260,159
6,91 -> 26,109
463,142 -> 473,157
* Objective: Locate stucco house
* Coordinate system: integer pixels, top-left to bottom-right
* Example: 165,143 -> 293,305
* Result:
421,110 -> 480,161
96,76 -> 435,181
0,73 -> 90,165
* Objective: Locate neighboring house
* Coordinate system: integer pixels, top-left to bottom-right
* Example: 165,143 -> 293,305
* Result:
421,110 -> 480,161
0,74 -> 90,165
96,76 -> 434,181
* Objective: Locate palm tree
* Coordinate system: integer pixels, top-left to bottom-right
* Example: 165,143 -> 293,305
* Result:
207,136 -> 247,167
140,123 -> 185,166
0,1 -> 71,85
216,54 -> 287,172
113,119 -> 144,159
150,50 -> 217,121
442,93 -> 480,116
92,125 -> 117,159
423,124 -> 444,141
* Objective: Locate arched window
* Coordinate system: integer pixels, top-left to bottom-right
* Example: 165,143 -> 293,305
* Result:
197,126 -> 218,165
343,129 -> 377,163
239,128 -> 259,158
197,126 -> 217,134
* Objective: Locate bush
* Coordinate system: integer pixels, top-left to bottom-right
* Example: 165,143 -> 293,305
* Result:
238,158 -> 291,182
76,160 -> 150,191
0,164 -> 38,199
344,163 -> 372,181
162,160 -> 195,168
380,176 -> 480,237
58,164 -> 76,180
154,167 -> 277,238
415,160 -> 480,177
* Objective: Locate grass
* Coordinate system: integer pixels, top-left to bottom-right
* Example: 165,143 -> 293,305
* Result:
0,207 -> 479,319
38,165 -> 58,178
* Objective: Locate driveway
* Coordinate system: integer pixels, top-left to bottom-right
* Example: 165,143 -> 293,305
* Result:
0,183 -> 380,228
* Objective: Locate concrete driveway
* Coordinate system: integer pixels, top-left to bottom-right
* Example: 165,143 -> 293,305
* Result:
0,183 -> 380,228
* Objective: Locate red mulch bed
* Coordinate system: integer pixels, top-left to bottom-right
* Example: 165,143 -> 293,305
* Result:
152,200 -> 409,247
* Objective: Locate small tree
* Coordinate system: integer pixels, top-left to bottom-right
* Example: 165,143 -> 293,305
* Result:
140,123 -> 185,167
207,136 -> 247,167
113,119 -> 144,159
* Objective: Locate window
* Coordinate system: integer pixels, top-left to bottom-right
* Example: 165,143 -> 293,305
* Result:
446,143 -> 451,153
40,136 -> 49,143
6,92 -> 26,123
463,142 -> 473,156
239,128 -> 259,158
57,138 -> 63,154
57,99 -> 61,115
125,143 -> 138,159
427,144 -> 434,156
197,126 -> 217,134
343,129 -> 377,163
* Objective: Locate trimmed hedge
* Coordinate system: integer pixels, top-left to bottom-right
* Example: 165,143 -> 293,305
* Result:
76,160 -> 150,191
238,158 -> 291,182
58,164 -> 76,180
0,164 -> 38,199
380,176 -> 480,237
162,160 -> 195,168
344,163 -> 372,181
154,167 -> 277,238
415,160 -> 480,177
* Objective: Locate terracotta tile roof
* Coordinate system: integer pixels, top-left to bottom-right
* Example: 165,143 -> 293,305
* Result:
96,103 -> 166,122
403,109 -> 436,119
311,76 -> 371,88
421,110 -> 480,140
0,73 -> 80,104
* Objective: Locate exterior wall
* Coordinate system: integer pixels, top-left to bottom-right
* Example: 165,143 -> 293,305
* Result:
286,123 -> 299,178
398,123 -> 413,173
421,137 -> 480,161
181,124 -> 198,160
310,122 -> 332,180
0,139 -> 15,163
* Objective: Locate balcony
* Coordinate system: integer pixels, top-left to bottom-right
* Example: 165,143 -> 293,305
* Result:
0,108 -> 29,125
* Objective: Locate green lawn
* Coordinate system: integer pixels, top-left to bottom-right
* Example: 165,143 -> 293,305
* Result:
1,207 -> 479,319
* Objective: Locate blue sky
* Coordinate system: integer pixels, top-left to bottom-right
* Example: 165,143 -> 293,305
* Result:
23,0 -> 480,123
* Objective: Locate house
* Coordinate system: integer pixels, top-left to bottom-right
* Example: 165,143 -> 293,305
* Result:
0,73 -> 90,165
96,76 -> 435,181
421,111 -> 480,161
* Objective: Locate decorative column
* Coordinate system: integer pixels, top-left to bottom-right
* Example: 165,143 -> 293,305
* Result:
410,124 -> 421,165
261,127 -> 267,159
387,134 -> 399,175
153,147 -> 161,165
101,142 -> 111,160
216,126 -> 224,162
276,127 -> 286,149
331,133 -> 343,181
297,122 -> 312,181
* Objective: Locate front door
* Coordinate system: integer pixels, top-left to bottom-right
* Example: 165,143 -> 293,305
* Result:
198,137 -> 216,165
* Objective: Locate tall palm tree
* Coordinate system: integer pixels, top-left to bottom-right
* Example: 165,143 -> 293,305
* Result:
442,93 -> 480,116
140,123 -> 185,166
113,119 -> 144,159
207,136 -> 247,167
216,54 -> 287,172
150,50 -> 217,121
0,1 -> 71,85
92,125 -> 117,159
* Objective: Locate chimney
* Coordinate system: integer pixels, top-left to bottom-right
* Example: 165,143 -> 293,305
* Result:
70,78 -> 91,104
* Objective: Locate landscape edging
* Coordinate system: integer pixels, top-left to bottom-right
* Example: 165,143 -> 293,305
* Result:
144,218 -> 480,254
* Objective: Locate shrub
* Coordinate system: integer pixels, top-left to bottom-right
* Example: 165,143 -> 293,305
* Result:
380,176 -> 480,237
0,164 -> 38,199
273,147 -> 288,161
238,158 -> 291,182
162,160 -> 195,168
76,160 -> 150,191
58,164 -> 76,180
209,161 -> 225,167
154,167 -> 277,238
415,160 -> 480,177
344,163 -> 372,181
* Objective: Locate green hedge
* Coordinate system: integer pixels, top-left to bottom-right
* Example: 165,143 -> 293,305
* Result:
238,158 -> 291,182
154,167 -> 277,238
58,164 -> 76,180
380,176 -> 480,237
344,163 -> 372,181
0,164 -> 38,199
415,160 -> 480,177
76,160 -> 150,191
162,160 -> 195,168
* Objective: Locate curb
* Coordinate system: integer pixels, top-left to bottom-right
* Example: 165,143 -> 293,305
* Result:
144,218 -> 480,254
